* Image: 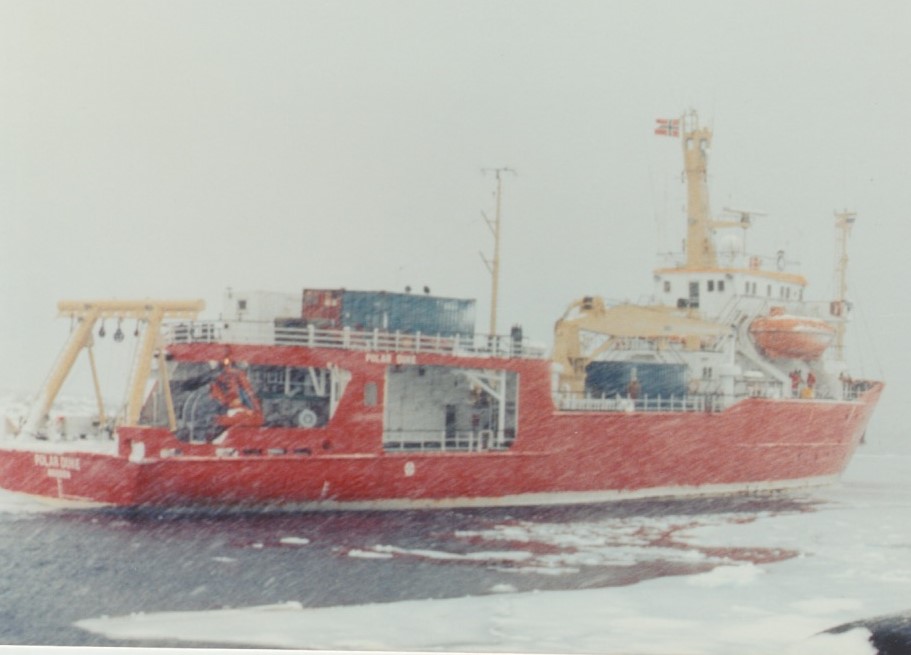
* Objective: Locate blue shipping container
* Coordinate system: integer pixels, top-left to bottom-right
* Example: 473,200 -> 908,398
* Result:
337,290 -> 475,337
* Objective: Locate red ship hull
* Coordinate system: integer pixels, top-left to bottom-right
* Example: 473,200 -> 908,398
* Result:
0,344 -> 883,509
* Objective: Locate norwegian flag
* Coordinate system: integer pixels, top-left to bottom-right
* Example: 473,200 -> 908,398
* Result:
654,118 -> 680,137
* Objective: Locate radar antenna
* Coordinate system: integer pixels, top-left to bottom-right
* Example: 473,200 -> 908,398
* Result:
719,207 -> 767,229
715,207 -> 767,259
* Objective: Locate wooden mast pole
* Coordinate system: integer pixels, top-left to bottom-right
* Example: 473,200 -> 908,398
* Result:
834,210 -> 856,361
481,167 -> 514,337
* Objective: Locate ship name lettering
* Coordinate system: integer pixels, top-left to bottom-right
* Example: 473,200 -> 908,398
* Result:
365,353 -> 417,365
33,453 -> 81,471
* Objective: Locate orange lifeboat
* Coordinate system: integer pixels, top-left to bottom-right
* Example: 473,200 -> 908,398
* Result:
749,307 -> 835,361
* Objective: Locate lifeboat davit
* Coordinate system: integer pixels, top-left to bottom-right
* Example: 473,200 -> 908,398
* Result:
749,308 -> 836,361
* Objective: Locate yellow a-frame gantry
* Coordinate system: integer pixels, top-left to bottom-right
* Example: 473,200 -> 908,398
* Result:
24,299 -> 204,436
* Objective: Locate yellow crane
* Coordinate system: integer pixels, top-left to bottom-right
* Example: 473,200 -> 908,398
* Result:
552,296 -> 729,395
24,299 -> 204,436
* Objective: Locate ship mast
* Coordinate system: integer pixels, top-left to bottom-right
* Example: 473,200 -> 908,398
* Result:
834,210 -> 856,361
481,167 -> 514,335
681,111 -> 717,269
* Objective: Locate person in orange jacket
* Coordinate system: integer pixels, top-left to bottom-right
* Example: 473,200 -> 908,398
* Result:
210,358 -> 264,430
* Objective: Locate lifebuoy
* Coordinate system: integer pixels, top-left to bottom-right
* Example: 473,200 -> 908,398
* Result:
297,408 -> 319,428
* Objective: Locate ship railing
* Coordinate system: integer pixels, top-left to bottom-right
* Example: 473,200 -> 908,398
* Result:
842,379 -> 875,401
722,297 -> 845,323
735,377 -> 784,399
166,321 -> 548,359
716,293 -> 756,329
736,299 -> 843,321
555,393 -> 712,413
167,322 -> 220,343
598,335 -> 727,361
790,300 -> 848,321
382,429 -> 513,453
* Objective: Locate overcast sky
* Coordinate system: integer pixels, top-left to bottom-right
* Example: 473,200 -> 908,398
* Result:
1,1 -> 907,439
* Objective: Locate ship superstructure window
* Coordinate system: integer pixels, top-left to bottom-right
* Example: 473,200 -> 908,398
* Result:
707,280 -> 715,292
718,280 -> 725,292
663,281 -> 671,293
383,365 -> 518,452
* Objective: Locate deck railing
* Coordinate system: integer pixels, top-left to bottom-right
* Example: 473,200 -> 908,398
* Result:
555,393 -> 714,413
166,321 -> 547,359
842,380 -> 876,401
382,429 -> 513,453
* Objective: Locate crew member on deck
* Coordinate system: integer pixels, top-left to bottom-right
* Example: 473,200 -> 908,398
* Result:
789,370 -> 802,398
801,371 -> 817,399
210,358 -> 264,430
